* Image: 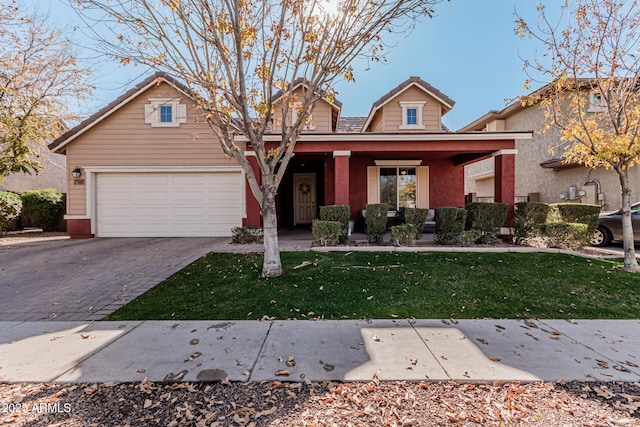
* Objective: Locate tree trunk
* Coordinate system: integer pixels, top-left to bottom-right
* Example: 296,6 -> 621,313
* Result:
261,188 -> 282,277
618,170 -> 640,272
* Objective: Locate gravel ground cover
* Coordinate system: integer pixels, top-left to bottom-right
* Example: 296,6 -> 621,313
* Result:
1,380 -> 638,426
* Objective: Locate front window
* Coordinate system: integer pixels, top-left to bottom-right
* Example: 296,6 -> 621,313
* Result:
160,105 -> 173,123
379,167 -> 416,211
399,101 -> 426,129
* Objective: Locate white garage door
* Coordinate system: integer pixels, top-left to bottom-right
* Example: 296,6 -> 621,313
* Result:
96,172 -> 243,237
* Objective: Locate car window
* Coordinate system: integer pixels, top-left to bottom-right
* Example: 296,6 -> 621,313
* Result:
632,206 -> 640,215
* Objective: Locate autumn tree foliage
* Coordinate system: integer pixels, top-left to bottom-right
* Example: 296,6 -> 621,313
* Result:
516,0 -> 640,271
75,0 -> 448,277
0,2 -> 93,181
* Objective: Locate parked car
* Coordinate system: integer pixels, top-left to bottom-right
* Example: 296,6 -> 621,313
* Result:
592,202 -> 640,246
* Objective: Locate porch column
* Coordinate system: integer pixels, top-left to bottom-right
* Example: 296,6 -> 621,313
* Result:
244,151 -> 262,227
333,150 -> 351,206
493,149 -> 517,226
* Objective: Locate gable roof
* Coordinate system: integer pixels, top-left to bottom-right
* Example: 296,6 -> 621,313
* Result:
362,76 -> 455,132
338,116 -> 367,133
49,72 -> 196,153
270,77 -> 343,109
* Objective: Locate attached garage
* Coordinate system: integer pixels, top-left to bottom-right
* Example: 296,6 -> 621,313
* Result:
94,170 -> 244,237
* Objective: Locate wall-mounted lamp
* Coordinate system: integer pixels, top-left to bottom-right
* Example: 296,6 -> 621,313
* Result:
71,167 -> 82,179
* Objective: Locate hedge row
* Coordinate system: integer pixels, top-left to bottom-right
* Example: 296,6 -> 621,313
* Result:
0,189 -> 65,234
514,202 -> 600,250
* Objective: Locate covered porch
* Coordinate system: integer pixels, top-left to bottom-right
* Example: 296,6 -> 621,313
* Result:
243,132 -> 531,230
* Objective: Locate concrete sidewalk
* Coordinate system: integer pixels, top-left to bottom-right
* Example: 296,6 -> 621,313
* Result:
0,319 -> 638,384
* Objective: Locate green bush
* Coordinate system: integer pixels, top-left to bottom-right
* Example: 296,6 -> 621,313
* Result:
549,203 -> 601,235
21,189 -> 64,232
312,220 -> 342,246
465,202 -> 508,243
435,206 -> 467,245
0,192 -> 22,235
390,223 -> 417,247
540,222 -> 591,250
365,203 -> 389,245
319,205 -> 350,244
231,226 -> 264,244
513,202 -> 550,244
404,207 -> 429,240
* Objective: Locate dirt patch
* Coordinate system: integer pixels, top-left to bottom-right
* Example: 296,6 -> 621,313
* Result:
0,230 -> 69,246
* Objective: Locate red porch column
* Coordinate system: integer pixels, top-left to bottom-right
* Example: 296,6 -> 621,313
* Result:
333,150 -> 351,206
493,149 -> 517,226
244,152 -> 262,227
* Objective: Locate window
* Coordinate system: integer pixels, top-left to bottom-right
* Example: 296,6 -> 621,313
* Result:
399,101 -> 426,130
291,103 -> 316,131
588,91 -> 607,112
145,98 -> 187,127
160,105 -> 173,123
379,167 -> 416,211
406,108 -> 417,125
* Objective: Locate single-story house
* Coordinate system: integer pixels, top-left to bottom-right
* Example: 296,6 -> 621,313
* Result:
49,73 -> 531,238
460,83 -> 637,211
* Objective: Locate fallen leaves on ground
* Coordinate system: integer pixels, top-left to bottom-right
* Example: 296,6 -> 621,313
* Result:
0,380 -> 638,426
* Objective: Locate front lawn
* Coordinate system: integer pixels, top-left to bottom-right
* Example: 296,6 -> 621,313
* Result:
106,252 -> 640,320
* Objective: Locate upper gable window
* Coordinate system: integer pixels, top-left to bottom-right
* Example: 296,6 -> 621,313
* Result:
588,91 -> 607,113
399,101 -> 426,130
291,102 -> 316,131
145,98 -> 187,127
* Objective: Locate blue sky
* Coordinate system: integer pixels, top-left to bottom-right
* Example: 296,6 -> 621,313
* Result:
26,0 -> 555,131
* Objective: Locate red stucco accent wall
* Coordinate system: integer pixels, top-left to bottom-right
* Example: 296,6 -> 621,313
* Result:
244,156 -> 262,227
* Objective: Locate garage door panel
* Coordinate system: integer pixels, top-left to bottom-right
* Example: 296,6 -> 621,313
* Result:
96,172 -> 243,237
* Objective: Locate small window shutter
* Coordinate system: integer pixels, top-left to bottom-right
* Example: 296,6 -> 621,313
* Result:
144,104 -> 156,124
416,166 -> 429,208
177,104 -> 187,124
367,166 -> 379,204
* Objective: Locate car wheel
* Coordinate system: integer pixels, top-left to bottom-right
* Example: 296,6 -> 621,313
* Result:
592,226 -> 612,247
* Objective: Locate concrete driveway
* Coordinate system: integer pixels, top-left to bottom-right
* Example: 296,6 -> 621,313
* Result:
0,238 -> 226,321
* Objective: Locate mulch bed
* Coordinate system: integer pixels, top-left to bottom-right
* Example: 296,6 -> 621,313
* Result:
1,379 -> 638,426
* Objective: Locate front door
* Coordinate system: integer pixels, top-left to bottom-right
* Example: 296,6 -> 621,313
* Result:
293,173 -> 316,225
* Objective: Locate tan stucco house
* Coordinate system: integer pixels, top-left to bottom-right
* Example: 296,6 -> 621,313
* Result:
460,86 -> 639,211
49,73 -> 531,239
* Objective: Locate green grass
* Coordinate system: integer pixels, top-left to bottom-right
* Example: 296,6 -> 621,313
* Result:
106,251 -> 640,321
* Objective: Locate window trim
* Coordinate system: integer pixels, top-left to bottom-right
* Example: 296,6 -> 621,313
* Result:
291,102 -> 317,131
367,163 -> 429,210
145,98 -> 187,127
587,91 -> 607,113
399,101 -> 426,130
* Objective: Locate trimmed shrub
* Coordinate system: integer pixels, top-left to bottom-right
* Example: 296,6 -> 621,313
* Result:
319,205 -> 350,244
312,219 -> 342,246
231,226 -> 264,244
0,192 -> 22,235
540,222 -> 591,250
390,223 -> 417,247
404,207 -> 429,239
21,189 -> 64,232
461,229 -> 483,246
365,203 -> 389,245
513,202 -> 550,244
465,202 -> 508,243
549,203 -> 601,235
435,206 -> 467,245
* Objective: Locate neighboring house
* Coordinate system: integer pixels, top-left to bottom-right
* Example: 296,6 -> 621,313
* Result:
0,143 -> 66,193
49,73 -> 531,238
460,85 -> 637,211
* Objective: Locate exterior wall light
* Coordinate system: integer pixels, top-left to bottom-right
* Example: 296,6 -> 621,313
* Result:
71,167 -> 82,179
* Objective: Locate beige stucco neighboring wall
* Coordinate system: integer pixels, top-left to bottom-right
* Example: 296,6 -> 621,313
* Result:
64,82 -> 239,216
464,103 -> 638,210
378,86 -> 442,132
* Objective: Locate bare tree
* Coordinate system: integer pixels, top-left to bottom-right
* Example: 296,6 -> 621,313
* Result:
516,0 -> 640,271
0,2 -> 93,180
74,0 -> 448,277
